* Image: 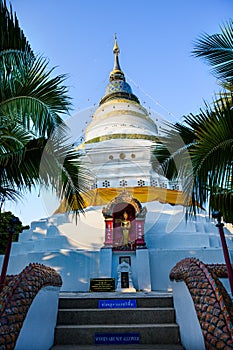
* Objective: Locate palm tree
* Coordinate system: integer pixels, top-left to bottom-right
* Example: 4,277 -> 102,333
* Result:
0,0 -> 89,216
0,0 -> 91,289
153,20 -> 233,223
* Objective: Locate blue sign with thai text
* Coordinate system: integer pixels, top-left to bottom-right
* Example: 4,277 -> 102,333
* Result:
95,332 -> 140,344
98,299 -> 137,308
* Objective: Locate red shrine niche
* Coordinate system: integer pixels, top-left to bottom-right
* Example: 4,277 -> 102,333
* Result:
102,191 -> 147,251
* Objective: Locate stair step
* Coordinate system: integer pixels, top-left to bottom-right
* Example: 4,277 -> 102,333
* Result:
51,345 -> 185,350
57,307 -> 175,325
58,296 -> 174,309
53,293 -> 184,348
54,324 -> 180,345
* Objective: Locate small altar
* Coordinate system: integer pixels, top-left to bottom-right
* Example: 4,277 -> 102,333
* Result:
100,191 -> 151,292
102,191 -> 147,250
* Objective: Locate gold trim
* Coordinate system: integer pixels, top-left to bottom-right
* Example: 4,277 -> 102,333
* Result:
91,109 -> 155,124
85,105 -> 157,135
85,133 -> 158,144
54,186 -> 190,214
100,98 -> 148,113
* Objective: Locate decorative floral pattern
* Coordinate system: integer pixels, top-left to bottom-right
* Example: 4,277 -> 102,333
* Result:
105,80 -> 133,95
0,263 -> 62,349
170,258 -> 233,349
102,190 -> 142,218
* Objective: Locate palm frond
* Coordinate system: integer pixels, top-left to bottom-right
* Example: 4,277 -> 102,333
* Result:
0,0 -> 88,215
0,0 -> 32,54
0,52 -> 71,138
0,185 -> 22,211
1,131 -> 91,215
152,121 -> 195,180
185,96 -> 233,220
192,20 -> 233,85
153,20 -> 233,222
39,134 -> 92,215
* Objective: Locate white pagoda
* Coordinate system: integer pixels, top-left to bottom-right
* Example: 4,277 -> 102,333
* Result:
4,37 -> 233,293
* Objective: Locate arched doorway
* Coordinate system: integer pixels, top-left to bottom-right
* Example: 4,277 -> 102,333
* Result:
102,191 -> 147,250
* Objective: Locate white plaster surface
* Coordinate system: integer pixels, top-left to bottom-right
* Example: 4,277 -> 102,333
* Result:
1,200 -> 233,293
15,286 -> 60,350
136,248 -> 151,291
99,248 -> 112,277
172,281 -> 205,350
85,100 -> 157,141
149,248 -> 227,292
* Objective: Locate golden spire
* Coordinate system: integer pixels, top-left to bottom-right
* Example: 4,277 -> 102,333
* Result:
99,34 -> 140,105
110,34 -> 125,82
113,34 -> 121,70
113,33 -> 119,51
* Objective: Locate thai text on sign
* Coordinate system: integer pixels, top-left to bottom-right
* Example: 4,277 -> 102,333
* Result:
98,299 -> 137,308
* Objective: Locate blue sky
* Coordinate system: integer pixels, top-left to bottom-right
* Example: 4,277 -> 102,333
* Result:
6,0 -> 233,224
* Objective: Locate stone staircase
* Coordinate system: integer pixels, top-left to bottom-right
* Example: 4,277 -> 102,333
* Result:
51,293 -> 185,349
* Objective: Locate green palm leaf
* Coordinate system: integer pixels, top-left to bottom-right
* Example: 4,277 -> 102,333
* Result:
36,134 -> 92,214
188,96 -> 233,217
192,20 -> 233,86
0,0 -> 32,53
0,186 -> 22,211
0,0 -> 88,216
153,95 -> 233,221
153,19 -> 233,222
0,52 -> 70,137
1,132 -> 91,215
153,120 -> 196,181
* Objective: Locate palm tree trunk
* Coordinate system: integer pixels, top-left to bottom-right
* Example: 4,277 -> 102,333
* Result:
0,230 -> 14,292
0,217 -> 20,292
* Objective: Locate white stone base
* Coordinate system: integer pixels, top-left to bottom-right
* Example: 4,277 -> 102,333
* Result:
116,287 -> 136,293
136,248 -> 151,291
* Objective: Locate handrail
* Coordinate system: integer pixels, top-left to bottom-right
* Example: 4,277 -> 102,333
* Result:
170,258 -> 233,349
0,263 -> 62,349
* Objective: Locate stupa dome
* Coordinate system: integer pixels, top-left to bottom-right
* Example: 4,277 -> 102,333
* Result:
85,99 -> 157,143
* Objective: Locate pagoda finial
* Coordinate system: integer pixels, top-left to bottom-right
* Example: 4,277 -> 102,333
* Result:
99,34 -> 140,105
110,34 -> 125,82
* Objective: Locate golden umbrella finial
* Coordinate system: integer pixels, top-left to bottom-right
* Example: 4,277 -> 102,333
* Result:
113,33 -> 120,55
